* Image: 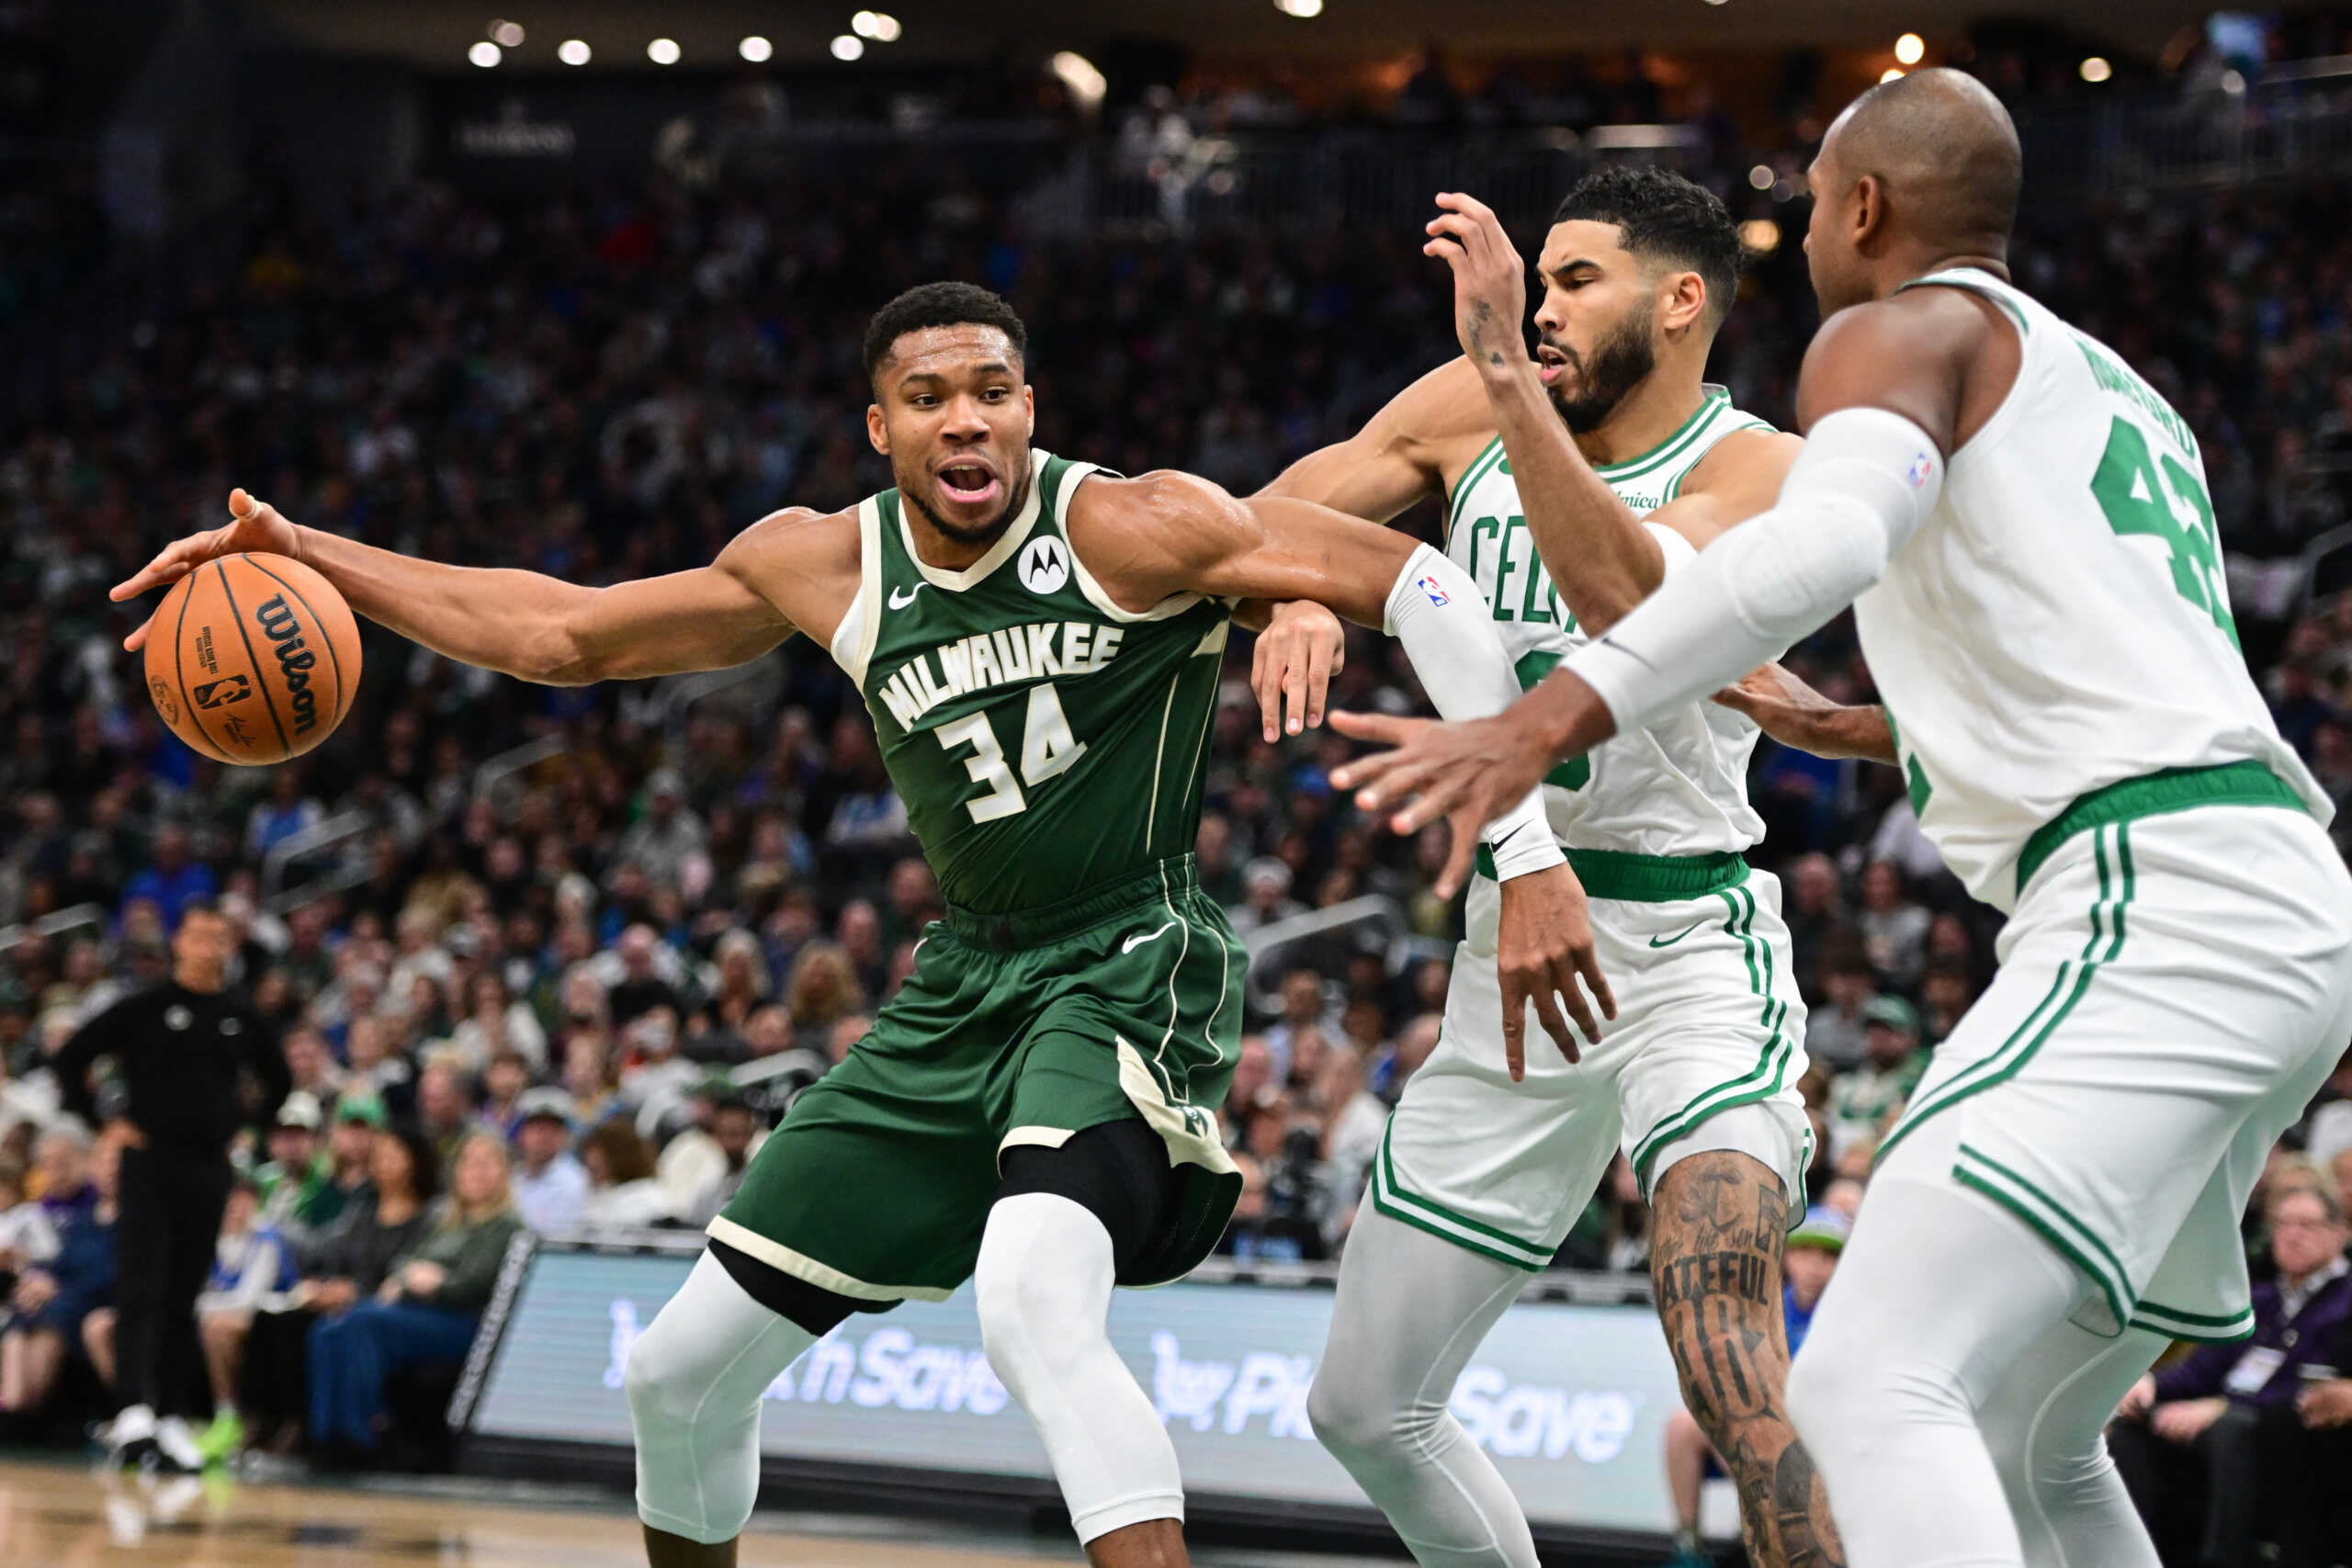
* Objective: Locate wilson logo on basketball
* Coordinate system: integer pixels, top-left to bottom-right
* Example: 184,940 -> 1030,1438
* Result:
252,594 -> 321,734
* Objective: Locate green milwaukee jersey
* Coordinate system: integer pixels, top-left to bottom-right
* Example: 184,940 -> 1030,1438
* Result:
826,450 -> 1232,915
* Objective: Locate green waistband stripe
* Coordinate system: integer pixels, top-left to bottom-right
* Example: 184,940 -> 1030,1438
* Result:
1472,846 -> 1750,901
2016,760 -> 2305,896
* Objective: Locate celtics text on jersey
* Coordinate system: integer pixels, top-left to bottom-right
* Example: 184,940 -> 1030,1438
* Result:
827,450 -> 1232,915
1443,386 -> 1777,862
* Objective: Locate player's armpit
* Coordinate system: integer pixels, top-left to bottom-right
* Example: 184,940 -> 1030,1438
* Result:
1651,430 -> 1809,555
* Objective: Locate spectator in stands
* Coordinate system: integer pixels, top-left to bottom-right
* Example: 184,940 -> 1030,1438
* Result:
413,1063 -> 472,1179
682,1096 -> 762,1227
1802,957 -> 1875,1073
1780,852 -> 1847,1004
1658,1206 -> 1848,1567
343,1018 -> 414,1121
306,1131 -> 523,1466
2113,1184 -> 2352,1565
119,825 -> 216,934
1825,998 -> 1928,1161
254,1092 -> 342,1244
614,772 -> 706,889
1317,1047 -> 1388,1245
509,1089 -> 589,1234
1374,1012 -> 1442,1102
1266,968 -> 1340,1083
2274,1281 -> 2352,1565
575,1120 -> 678,1231
560,1029 -> 624,1129
447,973 -> 547,1076
471,1050 -> 530,1142
1918,957 -> 1978,1047
238,1122 -> 435,1454
192,1173 -> 297,1463
1227,858 -> 1306,936
605,924 -> 684,1028
1855,860 -> 1930,996
782,942 -> 864,1031
699,931 -> 771,1040
0,1131 -> 117,1424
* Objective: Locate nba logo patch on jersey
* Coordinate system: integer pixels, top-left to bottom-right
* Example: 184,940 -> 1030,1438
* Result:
1019,536 -> 1070,594
1415,574 -> 1450,607
1905,453 -> 1936,490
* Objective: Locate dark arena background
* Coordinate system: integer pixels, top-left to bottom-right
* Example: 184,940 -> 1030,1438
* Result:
4,1 -> 2352,1564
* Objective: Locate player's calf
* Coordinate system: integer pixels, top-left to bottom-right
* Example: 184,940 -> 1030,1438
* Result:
1649,1148 -> 1844,1568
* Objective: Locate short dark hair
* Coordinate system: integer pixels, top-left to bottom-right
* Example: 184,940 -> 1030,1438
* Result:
862,282 -> 1027,385
1553,166 -> 1743,324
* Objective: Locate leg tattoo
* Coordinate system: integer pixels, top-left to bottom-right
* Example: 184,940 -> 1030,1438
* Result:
1649,1151 -> 1845,1568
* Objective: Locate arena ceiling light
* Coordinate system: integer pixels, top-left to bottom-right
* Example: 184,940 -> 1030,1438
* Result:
1894,33 -> 1925,66
1880,67 -> 1905,83
1747,164 -> 1773,190
647,37 -> 682,64
853,11 -> 902,42
468,40 -> 501,67
831,33 -> 865,60
1051,51 -> 1108,108
558,38 -> 591,65
2079,56 -> 2112,83
1274,0 -> 1324,17
489,19 -> 525,48
1738,219 -> 1781,254
740,35 -> 774,62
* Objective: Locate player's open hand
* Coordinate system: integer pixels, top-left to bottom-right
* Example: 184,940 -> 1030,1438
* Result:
1495,862 -> 1616,1075
1329,709 -> 1557,897
1426,192 -> 1529,382
1250,600 -> 1347,741
110,489 -> 303,652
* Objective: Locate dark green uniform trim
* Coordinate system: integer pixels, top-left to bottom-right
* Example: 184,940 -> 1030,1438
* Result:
2013,760 -> 2306,897
1472,844 -> 1750,902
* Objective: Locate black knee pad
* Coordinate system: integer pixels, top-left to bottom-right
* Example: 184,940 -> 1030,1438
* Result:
994,1117 -> 1182,1285
707,1237 -> 885,1337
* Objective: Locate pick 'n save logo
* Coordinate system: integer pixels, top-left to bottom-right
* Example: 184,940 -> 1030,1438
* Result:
1018,536 -> 1070,595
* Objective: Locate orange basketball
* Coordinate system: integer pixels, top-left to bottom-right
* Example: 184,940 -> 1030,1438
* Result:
143,552 -> 361,765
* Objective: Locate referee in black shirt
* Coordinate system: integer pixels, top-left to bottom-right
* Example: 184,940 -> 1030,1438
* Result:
52,901 -> 288,1470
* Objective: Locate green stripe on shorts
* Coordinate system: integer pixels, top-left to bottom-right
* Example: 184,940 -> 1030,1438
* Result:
1369,1123 -> 1554,1270
1629,885 -> 1793,1191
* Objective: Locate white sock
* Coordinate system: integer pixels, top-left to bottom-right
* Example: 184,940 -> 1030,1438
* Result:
112,1404 -> 156,1445
625,1250 -> 818,1545
153,1416 -> 204,1470
974,1192 -> 1184,1544
1306,1206 -> 1540,1568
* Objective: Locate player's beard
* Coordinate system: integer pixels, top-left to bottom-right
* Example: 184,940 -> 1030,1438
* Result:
1543,301 -> 1657,434
902,462 -> 1032,548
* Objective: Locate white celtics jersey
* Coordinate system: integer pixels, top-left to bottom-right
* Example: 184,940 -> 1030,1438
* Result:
1854,267 -> 2328,910
1445,386 -> 1776,858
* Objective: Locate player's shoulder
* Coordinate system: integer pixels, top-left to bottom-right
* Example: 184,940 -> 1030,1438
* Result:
1070,468 -> 1248,547
1807,288 -> 1997,371
723,504 -> 859,567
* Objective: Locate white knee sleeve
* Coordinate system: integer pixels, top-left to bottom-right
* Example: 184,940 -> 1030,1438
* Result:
1977,1321 -> 2165,1568
975,1192 -> 1184,1545
1307,1208 -> 1539,1568
626,1250 -> 817,1545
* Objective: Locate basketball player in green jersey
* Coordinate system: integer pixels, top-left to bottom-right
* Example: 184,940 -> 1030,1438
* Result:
1249,170 -> 1881,1568
111,283 -> 1610,1568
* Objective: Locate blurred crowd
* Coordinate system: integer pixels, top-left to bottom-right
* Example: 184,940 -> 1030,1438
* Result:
0,53 -> 2346,1546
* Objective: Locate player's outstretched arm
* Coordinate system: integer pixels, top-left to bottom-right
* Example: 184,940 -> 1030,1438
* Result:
1330,295 -> 1981,891
1242,358 -> 1488,738
1714,664 -> 1899,765
1428,192 -> 1802,634
113,491 -> 843,685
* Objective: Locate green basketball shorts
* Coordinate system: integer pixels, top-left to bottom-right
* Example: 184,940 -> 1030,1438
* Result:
709,854 -> 1244,1302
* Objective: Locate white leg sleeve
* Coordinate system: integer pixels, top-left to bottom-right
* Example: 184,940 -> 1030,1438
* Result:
974,1192 -> 1184,1545
1976,1316 -> 2165,1568
625,1250 -> 817,1545
1786,1169 -> 2090,1568
1306,1207 -> 1539,1568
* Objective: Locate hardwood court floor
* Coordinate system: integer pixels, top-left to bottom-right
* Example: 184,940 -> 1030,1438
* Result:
0,1456 -> 1401,1567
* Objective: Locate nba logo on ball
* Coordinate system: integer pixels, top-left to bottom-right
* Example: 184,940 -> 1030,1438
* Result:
1020,536 -> 1070,594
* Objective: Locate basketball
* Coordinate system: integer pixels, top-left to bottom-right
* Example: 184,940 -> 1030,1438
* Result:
142,552 -> 361,765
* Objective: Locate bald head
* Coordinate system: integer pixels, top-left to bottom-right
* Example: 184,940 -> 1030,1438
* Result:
1827,68 -> 2021,254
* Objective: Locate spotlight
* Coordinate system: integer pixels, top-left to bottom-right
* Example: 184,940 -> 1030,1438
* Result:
2080,56 -> 2112,83
490,19 -> 524,48
1748,164 -> 1773,191
558,39 -> 591,65
647,37 -> 681,65
1738,219 -> 1781,254
853,11 -> 902,40
1273,0 -> 1323,16
468,40 -> 501,67
831,34 -> 864,60
1881,67 -> 1905,83
1894,33 -> 1925,65
740,36 -> 773,62
1051,51 -> 1107,108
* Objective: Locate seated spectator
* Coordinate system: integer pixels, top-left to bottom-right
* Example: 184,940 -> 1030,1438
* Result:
1824,998 -> 1928,1162
783,941 -> 865,1032
2112,1184 -> 2352,1567
306,1131 -> 524,1464
0,1131 -> 118,1421
619,1008 -> 700,1137
1265,967 -> 1340,1082
413,1062 -> 473,1179
472,1050 -> 531,1142
239,1122 -> 435,1453
446,972 -> 547,1077
561,1027 -> 626,1128
1856,860 -> 1930,994
1227,857 -> 1305,935
1373,1012 -> 1442,1103
343,1015 -> 415,1120
826,1013 -> 871,1065
577,1120 -> 679,1231
2272,1261 -> 2352,1566
1659,1206 -> 1848,1566
30,1124 -> 96,1225
1217,1092 -> 1325,1262
0,1159 -> 60,1289
698,931 -> 770,1039
193,1173 -> 298,1463
1804,958 -> 1876,1072
1317,1047 -> 1388,1241
509,1090 -> 589,1234
1918,956 -> 1977,1046
682,1096 -> 763,1228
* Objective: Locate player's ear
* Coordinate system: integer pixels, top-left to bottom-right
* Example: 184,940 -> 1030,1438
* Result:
1022,383 -> 1035,433
866,402 -> 890,456
1851,173 -> 1886,253
1661,269 -> 1708,337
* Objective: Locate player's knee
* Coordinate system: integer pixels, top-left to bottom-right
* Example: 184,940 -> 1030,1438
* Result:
1306,1370 -> 1385,1459
1785,1345 -> 1863,1455
622,1311 -> 710,1434
973,1262 -> 1090,1393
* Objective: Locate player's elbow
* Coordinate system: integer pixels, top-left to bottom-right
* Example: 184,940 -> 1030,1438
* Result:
521,602 -> 607,686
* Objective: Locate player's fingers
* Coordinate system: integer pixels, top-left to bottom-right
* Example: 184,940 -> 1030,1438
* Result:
1433,815 -> 1478,898
1251,636 -> 1283,742
121,613 -> 158,654
1423,237 -> 1468,267
1376,763 -> 1464,826
1577,943 -> 1618,1023
1528,980 -> 1577,1067
1498,965 -> 1528,1083
1281,648 -> 1308,736
1552,953 -> 1600,1049
1302,632 -> 1335,729
1328,708 -> 1419,757
1350,751 -> 1440,811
